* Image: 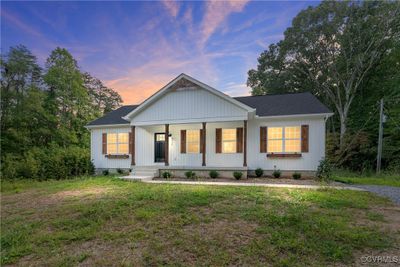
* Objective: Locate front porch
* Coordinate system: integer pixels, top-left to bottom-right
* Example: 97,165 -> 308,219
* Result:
130,120 -> 248,170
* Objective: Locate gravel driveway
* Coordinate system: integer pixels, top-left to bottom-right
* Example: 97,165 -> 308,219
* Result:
352,185 -> 400,205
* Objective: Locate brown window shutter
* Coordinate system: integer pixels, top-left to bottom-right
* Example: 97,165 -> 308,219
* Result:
129,132 -> 132,154
102,133 -> 107,154
236,127 -> 243,153
200,129 -> 204,154
180,130 -> 186,153
216,128 -> 222,153
260,127 -> 267,153
301,125 -> 309,152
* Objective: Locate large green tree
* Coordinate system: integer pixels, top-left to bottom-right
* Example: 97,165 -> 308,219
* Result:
83,72 -> 122,115
248,1 -> 400,146
43,47 -> 92,146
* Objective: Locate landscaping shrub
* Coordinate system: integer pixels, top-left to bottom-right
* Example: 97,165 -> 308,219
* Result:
233,171 -> 243,180
209,170 -> 219,179
185,170 -> 196,179
272,169 -> 281,178
316,159 -> 333,183
1,145 -> 94,180
255,168 -> 263,177
102,169 -> 110,176
117,168 -> 124,174
292,172 -> 301,180
162,171 -> 172,179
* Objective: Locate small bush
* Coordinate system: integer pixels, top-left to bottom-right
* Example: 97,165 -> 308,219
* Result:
292,172 -> 301,180
233,171 -> 243,180
185,170 -> 196,179
255,168 -> 263,177
316,159 -> 332,183
162,171 -> 172,179
272,169 -> 281,178
117,168 -> 124,174
102,169 -> 110,176
209,170 -> 219,179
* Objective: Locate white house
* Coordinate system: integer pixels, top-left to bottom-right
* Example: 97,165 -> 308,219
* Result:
86,74 -> 333,178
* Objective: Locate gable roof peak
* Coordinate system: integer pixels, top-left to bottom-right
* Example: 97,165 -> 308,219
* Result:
122,73 -> 255,120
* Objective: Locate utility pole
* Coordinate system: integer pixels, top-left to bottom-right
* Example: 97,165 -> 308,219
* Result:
376,98 -> 384,174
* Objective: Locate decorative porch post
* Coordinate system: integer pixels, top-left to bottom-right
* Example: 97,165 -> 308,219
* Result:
165,124 -> 169,166
243,120 -> 247,167
202,122 -> 206,166
131,126 -> 135,166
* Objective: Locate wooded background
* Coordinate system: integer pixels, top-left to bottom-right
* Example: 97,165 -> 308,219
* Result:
1,1 -> 399,179
248,1 -> 400,173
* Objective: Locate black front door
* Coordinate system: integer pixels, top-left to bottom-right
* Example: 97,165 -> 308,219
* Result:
154,133 -> 165,162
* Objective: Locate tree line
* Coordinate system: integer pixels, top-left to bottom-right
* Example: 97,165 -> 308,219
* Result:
1,46 -> 122,179
248,1 -> 400,172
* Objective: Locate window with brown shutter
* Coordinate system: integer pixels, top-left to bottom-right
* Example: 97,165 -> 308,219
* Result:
301,125 -> 309,152
180,130 -> 186,153
216,128 -> 222,153
102,133 -> 107,154
236,127 -> 243,153
200,129 -> 204,154
129,132 -> 132,154
260,127 -> 267,153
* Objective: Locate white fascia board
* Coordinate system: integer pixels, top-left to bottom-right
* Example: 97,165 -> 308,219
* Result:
85,123 -> 131,130
255,113 -> 334,120
131,116 -> 248,126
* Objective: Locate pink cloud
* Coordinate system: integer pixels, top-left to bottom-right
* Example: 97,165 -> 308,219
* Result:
161,0 -> 180,18
200,0 -> 250,47
1,9 -> 42,37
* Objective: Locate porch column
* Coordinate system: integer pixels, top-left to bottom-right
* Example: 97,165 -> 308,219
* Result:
131,126 -> 135,166
243,120 -> 247,167
202,122 -> 206,166
165,124 -> 169,166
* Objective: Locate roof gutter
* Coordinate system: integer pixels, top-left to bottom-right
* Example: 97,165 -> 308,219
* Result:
254,113 -> 334,120
85,123 -> 131,130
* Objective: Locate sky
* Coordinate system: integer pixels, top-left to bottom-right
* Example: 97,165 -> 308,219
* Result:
1,1 -> 319,105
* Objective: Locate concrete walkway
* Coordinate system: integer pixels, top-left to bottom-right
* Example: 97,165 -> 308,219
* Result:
137,179 -> 364,191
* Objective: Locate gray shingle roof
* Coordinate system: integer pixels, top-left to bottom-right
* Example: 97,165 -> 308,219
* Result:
86,105 -> 138,126
234,92 -> 331,117
87,92 -> 331,126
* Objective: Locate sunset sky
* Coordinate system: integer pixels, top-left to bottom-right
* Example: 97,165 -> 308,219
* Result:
2,1 -> 318,105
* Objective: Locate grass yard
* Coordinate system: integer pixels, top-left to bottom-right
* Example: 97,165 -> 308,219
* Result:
334,172 -> 400,187
1,177 -> 400,266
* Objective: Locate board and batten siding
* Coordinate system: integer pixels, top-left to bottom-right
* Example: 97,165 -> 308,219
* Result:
131,88 -> 249,125
247,116 -> 326,171
91,127 -> 131,169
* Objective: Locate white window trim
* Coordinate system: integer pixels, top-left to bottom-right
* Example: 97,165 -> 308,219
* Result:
267,126 -> 301,153
222,128 -> 237,154
107,133 -> 129,155
186,129 -> 200,154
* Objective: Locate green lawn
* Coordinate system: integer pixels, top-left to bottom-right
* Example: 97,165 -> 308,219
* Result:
334,173 -> 400,187
1,177 -> 399,266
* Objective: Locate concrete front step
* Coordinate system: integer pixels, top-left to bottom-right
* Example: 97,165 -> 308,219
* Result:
130,167 -> 159,178
120,175 -> 153,181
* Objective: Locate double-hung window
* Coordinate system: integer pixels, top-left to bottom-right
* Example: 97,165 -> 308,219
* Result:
187,130 -> 200,153
222,129 -> 236,153
267,126 -> 301,153
107,133 -> 129,154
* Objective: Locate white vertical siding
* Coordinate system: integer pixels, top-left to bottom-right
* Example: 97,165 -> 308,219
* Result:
90,126 -> 131,169
247,117 -> 326,171
91,117 -> 326,171
132,88 -> 248,125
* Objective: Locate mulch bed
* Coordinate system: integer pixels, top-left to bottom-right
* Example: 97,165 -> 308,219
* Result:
153,177 -> 345,186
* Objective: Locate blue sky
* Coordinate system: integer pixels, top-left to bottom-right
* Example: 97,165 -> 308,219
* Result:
1,1 -> 318,104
